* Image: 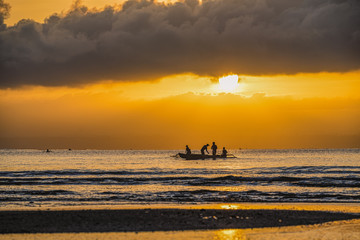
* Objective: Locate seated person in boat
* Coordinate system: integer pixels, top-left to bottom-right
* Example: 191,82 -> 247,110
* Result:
185,145 -> 191,155
211,142 -> 217,156
201,144 -> 209,155
221,147 -> 228,157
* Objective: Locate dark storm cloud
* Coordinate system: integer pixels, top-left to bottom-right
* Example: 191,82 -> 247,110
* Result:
1,0 -> 360,87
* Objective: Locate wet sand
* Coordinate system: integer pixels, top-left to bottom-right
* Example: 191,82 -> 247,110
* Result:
2,219 -> 360,240
1,208 -> 360,234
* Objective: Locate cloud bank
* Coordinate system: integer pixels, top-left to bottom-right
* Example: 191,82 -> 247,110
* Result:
1,0 -> 360,87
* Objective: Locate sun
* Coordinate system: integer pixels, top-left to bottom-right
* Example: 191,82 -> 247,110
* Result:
218,74 -> 239,92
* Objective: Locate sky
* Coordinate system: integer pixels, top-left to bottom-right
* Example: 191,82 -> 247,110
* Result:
0,0 -> 359,149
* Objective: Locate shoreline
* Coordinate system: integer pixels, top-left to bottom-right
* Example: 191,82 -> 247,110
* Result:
2,220 -> 360,240
1,208 -> 360,234
2,202 -> 360,213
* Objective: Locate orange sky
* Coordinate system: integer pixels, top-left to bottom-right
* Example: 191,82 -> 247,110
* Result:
4,0 -> 176,26
1,0 -> 359,149
1,72 -> 359,149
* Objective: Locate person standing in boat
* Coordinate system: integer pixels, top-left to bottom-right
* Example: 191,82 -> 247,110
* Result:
185,145 -> 191,155
211,142 -> 217,156
201,144 -> 209,155
221,147 -> 228,157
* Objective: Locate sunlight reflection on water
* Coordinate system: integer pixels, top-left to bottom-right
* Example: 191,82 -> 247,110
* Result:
1,149 -> 360,208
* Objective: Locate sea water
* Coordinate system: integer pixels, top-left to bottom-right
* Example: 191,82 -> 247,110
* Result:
0,149 -> 359,208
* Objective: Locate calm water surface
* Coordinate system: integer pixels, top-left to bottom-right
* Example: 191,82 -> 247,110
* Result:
0,149 -> 359,208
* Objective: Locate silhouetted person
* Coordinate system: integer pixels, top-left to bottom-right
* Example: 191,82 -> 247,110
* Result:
221,147 -> 228,157
211,142 -> 217,156
201,144 -> 209,155
185,145 -> 191,155
46,149 -> 51,153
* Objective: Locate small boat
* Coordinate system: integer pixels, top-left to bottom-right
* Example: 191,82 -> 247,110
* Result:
176,153 -> 236,160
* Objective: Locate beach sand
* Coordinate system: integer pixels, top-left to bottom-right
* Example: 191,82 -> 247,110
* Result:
2,219 -> 360,240
1,204 -> 360,239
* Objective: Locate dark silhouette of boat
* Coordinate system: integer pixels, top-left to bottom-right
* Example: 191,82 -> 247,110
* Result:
176,153 -> 236,160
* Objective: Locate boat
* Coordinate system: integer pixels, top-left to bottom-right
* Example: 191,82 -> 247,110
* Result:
176,153 -> 236,160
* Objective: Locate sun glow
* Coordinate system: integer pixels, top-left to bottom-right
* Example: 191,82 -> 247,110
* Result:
218,75 -> 239,92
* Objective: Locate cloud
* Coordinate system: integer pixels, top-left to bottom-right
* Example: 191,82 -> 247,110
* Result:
0,0 -> 360,87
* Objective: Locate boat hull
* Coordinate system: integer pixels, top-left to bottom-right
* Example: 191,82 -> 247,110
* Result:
177,153 -> 229,160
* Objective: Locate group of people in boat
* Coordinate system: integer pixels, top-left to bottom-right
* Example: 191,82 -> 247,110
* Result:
185,142 -> 228,157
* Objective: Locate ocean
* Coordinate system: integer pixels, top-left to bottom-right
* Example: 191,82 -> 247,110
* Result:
0,149 -> 359,209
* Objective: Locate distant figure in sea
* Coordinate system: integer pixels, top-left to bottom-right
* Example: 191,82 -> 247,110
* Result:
185,145 -> 191,155
201,144 -> 209,155
46,149 -> 51,153
221,147 -> 228,157
211,142 -> 217,156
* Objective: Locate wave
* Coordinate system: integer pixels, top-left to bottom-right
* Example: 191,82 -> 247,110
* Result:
1,175 -> 359,188
1,166 -> 360,177
0,190 -> 74,195
1,189 -> 359,203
